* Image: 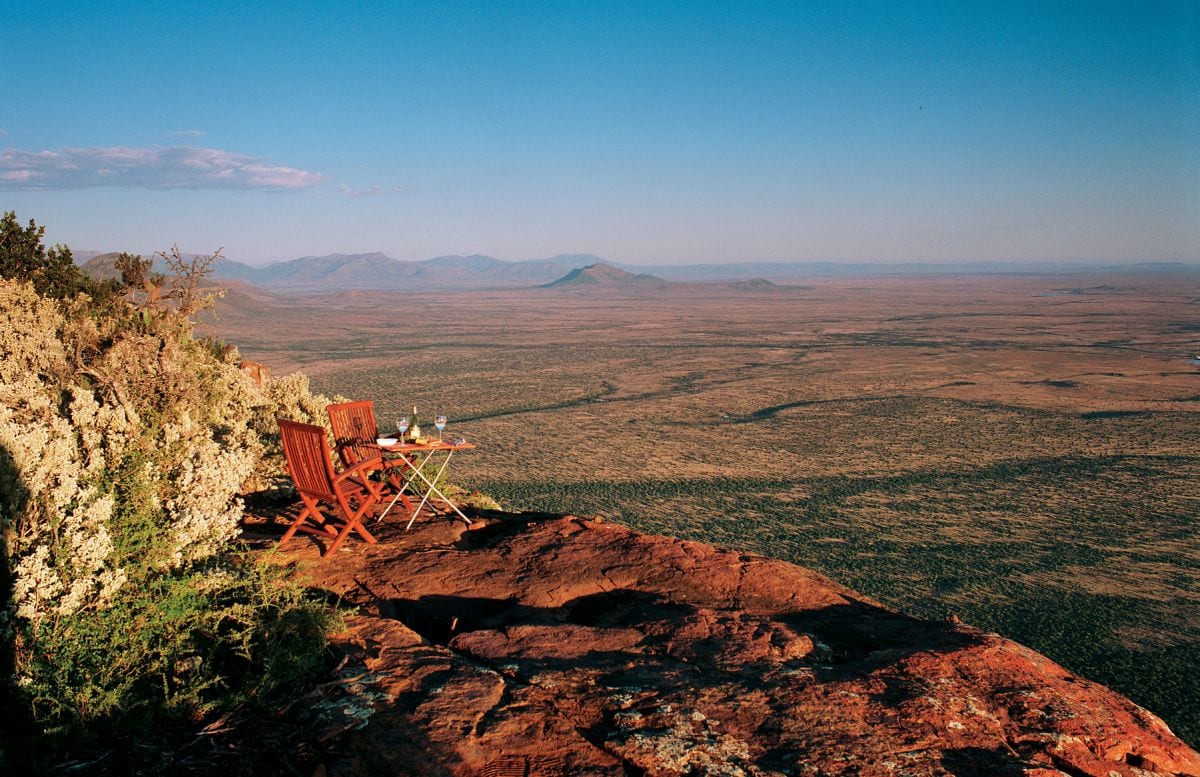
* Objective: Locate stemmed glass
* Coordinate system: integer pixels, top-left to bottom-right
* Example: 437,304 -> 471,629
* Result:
435,414 -> 447,441
397,416 -> 410,442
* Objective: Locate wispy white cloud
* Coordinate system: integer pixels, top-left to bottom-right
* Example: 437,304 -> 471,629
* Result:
338,183 -> 385,197
168,129 -> 206,139
0,145 -> 326,191
0,129 -> 8,136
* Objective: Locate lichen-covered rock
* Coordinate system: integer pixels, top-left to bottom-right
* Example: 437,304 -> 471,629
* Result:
278,515 -> 1200,776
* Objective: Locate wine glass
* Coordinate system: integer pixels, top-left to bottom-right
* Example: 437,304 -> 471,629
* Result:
435,414 -> 447,441
397,416 -> 410,441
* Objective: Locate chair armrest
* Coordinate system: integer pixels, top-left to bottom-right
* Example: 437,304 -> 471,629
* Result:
333,440 -> 386,465
334,457 -> 383,483
335,438 -> 383,452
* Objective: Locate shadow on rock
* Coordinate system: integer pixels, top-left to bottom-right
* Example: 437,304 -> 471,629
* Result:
453,509 -> 574,550
383,595 -> 530,644
940,746 -> 1028,776
383,588 -> 698,648
564,588 -> 696,629
777,598 -> 983,675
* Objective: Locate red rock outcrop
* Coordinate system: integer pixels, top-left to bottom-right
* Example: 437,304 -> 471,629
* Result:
238,359 -> 271,388
276,513 -> 1200,776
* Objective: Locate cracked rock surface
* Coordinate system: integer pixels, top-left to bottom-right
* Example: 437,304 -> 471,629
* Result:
279,512 -> 1200,776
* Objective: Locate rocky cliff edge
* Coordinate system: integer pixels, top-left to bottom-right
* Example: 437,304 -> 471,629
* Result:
273,513 -> 1200,777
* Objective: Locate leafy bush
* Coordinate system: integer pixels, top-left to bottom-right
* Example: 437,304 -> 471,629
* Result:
0,215 -> 339,770
0,211 -> 116,302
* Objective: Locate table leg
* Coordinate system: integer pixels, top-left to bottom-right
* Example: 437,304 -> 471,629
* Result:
376,449 -> 473,529
375,470 -> 408,522
406,450 -> 460,529
420,475 -> 472,525
375,450 -> 434,522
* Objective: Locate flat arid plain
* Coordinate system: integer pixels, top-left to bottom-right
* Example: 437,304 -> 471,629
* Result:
206,271 -> 1200,745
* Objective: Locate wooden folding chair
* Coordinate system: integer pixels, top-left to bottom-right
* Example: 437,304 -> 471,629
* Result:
326,399 -> 415,517
277,418 -> 379,555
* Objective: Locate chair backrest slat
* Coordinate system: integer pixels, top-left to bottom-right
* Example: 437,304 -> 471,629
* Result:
278,419 -> 338,500
327,400 -> 380,468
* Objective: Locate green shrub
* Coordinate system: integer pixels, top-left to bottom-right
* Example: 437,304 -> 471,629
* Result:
18,557 -> 336,744
0,210 -> 117,302
0,215 -> 340,771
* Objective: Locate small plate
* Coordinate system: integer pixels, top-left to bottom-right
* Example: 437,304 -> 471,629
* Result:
376,437 -> 398,446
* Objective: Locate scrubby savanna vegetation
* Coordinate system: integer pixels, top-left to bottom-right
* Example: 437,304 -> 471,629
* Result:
207,272 -> 1200,747
0,212 -> 342,773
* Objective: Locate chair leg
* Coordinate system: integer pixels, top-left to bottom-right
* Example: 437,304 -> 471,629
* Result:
280,496 -> 338,547
352,507 -> 377,543
368,462 -> 416,523
326,495 -> 379,555
352,463 -> 414,520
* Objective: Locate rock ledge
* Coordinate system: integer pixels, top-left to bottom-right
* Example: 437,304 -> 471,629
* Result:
283,513 -> 1200,776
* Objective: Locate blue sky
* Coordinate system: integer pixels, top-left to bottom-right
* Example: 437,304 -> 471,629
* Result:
2,1 -> 1197,265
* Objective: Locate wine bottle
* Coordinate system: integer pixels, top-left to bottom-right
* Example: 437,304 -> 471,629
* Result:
409,404 -> 422,439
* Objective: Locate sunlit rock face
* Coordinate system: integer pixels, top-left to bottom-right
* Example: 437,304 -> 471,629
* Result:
286,514 -> 1200,776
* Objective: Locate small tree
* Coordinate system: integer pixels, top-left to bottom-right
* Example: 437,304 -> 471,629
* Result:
0,211 -> 111,300
155,244 -> 226,316
105,251 -> 164,310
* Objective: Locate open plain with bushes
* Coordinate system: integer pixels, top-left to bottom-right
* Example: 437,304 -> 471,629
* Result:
208,271 -> 1200,746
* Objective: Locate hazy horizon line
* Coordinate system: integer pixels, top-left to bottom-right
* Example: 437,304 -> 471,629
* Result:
70,246 -> 1200,270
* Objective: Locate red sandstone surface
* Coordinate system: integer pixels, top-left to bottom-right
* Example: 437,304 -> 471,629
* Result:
274,513 -> 1200,776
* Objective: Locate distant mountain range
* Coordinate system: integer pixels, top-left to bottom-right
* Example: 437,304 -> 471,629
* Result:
209,252 -> 613,291
75,248 -> 1200,293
